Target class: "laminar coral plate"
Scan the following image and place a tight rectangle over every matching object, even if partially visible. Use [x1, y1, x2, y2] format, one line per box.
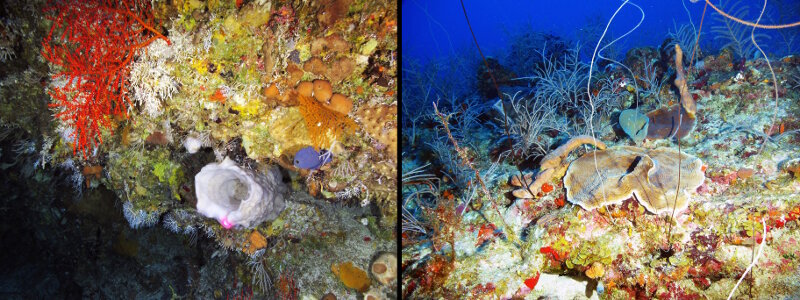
[564, 146, 705, 214]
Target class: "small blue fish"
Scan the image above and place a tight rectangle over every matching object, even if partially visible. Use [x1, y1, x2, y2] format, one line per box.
[293, 146, 331, 170]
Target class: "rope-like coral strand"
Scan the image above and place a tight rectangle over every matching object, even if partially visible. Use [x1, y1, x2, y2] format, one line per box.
[689, 2, 708, 69]
[667, 44, 689, 251]
[729, 2, 773, 297]
[748, 0, 781, 152]
[432, 102, 490, 198]
[727, 216, 766, 299]
[596, 1, 645, 108]
[587, 0, 632, 206]
[704, 0, 800, 29]
[444, 2, 529, 249]
[432, 101, 519, 247]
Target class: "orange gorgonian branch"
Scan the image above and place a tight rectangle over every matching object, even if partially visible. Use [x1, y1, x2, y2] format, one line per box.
[41, 0, 170, 156]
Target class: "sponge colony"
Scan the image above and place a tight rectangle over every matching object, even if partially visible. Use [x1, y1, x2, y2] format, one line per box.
[296, 80, 353, 115]
[312, 79, 333, 102]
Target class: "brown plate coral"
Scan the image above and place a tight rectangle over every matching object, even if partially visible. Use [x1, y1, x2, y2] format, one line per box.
[564, 146, 705, 214]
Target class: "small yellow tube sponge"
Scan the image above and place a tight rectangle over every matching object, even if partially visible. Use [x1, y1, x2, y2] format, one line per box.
[563, 146, 704, 214]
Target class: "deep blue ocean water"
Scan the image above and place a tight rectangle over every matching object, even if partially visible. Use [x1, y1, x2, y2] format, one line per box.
[403, 0, 799, 65]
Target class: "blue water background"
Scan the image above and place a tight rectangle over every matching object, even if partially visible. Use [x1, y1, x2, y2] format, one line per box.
[403, 0, 798, 64]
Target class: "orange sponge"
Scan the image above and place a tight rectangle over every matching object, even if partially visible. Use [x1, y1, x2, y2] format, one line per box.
[331, 261, 371, 292]
[296, 81, 313, 97]
[243, 231, 267, 255]
[297, 94, 357, 149]
[264, 83, 280, 100]
[327, 93, 353, 115]
[312, 79, 333, 102]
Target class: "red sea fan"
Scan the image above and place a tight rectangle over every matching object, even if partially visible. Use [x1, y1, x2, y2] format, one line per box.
[41, 0, 169, 156]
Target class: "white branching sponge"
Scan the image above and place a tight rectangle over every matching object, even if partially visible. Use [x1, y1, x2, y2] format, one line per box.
[128, 26, 194, 118]
[130, 59, 178, 118]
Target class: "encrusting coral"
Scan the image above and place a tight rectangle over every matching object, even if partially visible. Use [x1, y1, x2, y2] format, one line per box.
[355, 104, 398, 158]
[564, 146, 705, 213]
